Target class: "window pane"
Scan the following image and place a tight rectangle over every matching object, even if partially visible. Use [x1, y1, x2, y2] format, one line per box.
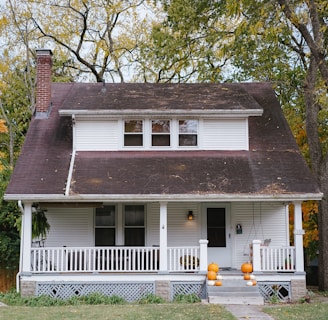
[125, 205, 144, 226]
[179, 134, 197, 146]
[152, 135, 170, 146]
[125, 120, 143, 133]
[124, 134, 143, 146]
[95, 228, 115, 246]
[207, 208, 226, 247]
[124, 228, 145, 246]
[96, 206, 115, 226]
[152, 120, 170, 133]
[179, 120, 198, 133]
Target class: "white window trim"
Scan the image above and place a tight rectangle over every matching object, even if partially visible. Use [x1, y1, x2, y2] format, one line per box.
[121, 118, 200, 151]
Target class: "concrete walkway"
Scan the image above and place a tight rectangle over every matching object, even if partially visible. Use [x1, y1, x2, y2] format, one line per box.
[224, 304, 274, 320]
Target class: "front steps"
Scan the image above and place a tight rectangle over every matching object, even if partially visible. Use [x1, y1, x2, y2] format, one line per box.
[207, 274, 264, 305]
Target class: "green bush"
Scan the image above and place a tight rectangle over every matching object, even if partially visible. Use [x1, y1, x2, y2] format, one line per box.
[137, 293, 166, 304]
[173, 293, 201, 303]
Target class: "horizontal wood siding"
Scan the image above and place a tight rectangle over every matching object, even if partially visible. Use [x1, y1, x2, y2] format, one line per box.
[146, 203, 160, 246]
[75, 120, 118, 151]
[44, 208, 93, 247]
[231, 202, 288, 269]
[202, 119, 248, 150]
[146, 203, 201, 247]
[167, 203, 200, 247]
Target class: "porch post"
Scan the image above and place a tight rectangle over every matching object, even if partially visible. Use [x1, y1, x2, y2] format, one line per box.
[252, 240, 262, 272]
[21, 202, 33, 273]
[199, 239, 208, 272]
[159, 202, 168, 272]
[294, 201, 305, 273]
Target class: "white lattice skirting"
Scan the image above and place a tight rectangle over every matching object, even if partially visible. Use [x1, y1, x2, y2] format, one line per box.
[258, 282, 291, 302]
[36, 281, 206, 302]
[37, 282, 155, 301]
[171, 282, 207, 300]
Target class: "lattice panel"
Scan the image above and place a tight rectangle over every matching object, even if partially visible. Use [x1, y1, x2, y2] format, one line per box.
[36, 282, 155, 302]
[171, 281, 207, 300]
[258, 282, 290, 302]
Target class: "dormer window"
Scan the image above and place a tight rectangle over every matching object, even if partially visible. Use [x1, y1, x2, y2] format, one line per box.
[179, 120, 198, 146]
[124, 120, 143, 146]
[152, 120, 170, 146]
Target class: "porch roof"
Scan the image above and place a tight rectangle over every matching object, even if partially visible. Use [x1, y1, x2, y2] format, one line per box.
[4, 82, 322, 202]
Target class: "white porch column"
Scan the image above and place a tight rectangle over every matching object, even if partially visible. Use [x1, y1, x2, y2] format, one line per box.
[21, 202, 33, 273]
[159, 202, 168, 272]
[294, 201, 305, 273]
[252, 240, 262, 272]
[199, 239, 208, 272]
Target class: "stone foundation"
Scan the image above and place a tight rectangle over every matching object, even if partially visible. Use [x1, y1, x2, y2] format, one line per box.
[155, 280, 170, 301]
[20, 280, 36, 297]
[291, 279, 307, 301]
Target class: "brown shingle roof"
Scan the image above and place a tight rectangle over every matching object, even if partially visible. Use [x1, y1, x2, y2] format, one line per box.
[5, 82, 321, 201]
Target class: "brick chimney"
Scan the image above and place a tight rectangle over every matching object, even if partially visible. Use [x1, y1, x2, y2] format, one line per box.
[35, 49, 53, 118]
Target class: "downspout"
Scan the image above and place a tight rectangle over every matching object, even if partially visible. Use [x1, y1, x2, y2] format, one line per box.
[17, 200, 24, 293]
[65, 114, 76, 196]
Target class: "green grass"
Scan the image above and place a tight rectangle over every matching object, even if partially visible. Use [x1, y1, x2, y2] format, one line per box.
[0, 304, 236, 320]
[264, 302, 328, 320]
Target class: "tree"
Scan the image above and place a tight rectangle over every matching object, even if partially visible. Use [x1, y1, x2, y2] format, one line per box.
[5, 0, 156, 83]
[145, 0, 328, 289]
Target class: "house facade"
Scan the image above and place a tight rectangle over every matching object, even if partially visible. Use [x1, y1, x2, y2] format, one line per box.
[5, 49, 322, 303]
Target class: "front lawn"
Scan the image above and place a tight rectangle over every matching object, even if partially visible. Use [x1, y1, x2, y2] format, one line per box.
[0, 304, 236, 320]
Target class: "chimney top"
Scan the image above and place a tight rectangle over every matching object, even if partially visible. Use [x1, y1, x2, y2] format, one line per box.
[35, 49, 53, 118]
[36, 49, 53, 56]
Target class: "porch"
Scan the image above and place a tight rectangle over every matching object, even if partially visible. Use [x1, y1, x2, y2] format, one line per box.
[28, 242, 298, 274]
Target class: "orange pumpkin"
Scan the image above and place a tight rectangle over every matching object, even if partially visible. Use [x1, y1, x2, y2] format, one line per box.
[244, 273, 251, 280]
[208, 262, 219, 273]
[252, 280, 257, 286]
[241, 262, 253, 274]
[207, 271, 217, 280]
[215, 280, 222, 286]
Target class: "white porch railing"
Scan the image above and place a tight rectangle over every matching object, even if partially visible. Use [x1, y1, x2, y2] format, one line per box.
[252, 240, 296, 272]
[168, 247, 200, 272]
[31, 247, 160, 273]
[30, 246, 201, 273]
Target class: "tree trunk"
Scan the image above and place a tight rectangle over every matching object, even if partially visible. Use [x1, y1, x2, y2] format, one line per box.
[304, 57, 328, 290]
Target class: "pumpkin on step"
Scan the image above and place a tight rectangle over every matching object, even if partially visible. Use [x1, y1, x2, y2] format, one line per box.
[215, 280, 222, 286]
[241, 262, 253, 274]
[208, 262, 219, 273]
[207, 271, 217, 280]
[244, 273, 251, 280]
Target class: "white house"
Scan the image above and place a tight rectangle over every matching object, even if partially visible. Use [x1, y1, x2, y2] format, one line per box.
[4, 49, 322, 303]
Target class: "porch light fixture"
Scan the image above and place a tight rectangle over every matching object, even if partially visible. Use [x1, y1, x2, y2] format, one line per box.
[188, 211, 194, 220]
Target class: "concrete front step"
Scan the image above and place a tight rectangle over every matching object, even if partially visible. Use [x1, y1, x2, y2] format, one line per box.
[208, 295, 264, 305]
[207, 276, 264, 305]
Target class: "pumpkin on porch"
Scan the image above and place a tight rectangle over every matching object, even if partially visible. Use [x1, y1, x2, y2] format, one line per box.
[241, 262, 253, 274]
[215, 280, 222, 286]
[207, 262, 219, 273]
[207, 271, 217, 280]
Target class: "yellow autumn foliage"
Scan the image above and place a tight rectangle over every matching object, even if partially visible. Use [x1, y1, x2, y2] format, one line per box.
[0, 119, 8, 133]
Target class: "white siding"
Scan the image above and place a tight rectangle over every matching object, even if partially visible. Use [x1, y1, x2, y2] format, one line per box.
[202, 118, 248, 150]
[167, 203, 201, 246]
[44, 208, 93, 247]
[75, 120, 119, 151]
[146, 203, 201, 247]
[231, 202, 288, 268]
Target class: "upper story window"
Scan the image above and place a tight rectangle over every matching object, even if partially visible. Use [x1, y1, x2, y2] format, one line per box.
[179, 120, 198, 146]
[124, 120, 143, 146]
[123, 119, 198, 148]
[152, 120, 170, 146]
